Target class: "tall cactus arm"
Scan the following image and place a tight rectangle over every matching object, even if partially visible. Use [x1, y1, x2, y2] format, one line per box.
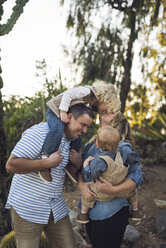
[0, 0, 7, 8]
[0, 0, 29, 36]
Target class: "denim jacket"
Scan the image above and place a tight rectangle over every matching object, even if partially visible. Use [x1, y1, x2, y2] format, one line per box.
[81, 141, 143, 220]
[83, 150, 116, 181]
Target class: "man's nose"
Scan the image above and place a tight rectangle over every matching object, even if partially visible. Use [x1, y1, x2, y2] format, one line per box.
[82, 126, 87, 134]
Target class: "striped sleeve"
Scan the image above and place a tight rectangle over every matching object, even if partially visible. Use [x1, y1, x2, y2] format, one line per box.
[12, 124, 46, 159]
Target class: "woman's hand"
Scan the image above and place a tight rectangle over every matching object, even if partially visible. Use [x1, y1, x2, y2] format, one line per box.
[95, 176, 116, 194]
[83, 156, 94, 168]
[79, 181, 96, 201]
[69, 149, 82, 170]
[95, 177, 136, 194]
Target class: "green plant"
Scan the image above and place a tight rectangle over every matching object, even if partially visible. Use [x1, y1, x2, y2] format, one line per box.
[0, 231, 16, 248]
[143, 113, 166, 141]
[0, 231, 50, 248]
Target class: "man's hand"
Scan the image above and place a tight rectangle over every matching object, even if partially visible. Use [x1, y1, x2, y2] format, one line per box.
[60, 110, 69, 123]
[6, 150, 63, 174]
[47, 149, 64, 168]
[69, 149, 82, 170]
[83, 156, 94, 168]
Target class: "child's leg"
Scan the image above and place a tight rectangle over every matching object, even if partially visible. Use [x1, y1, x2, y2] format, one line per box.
[39, 109, 64, 183]
[76, 196, 95, 224]
[64, 163, 79, 184]
[41, 108, 65, 155]
[65, 136, 82, 184]
[128, 190, 141, 221]
[128, 189, 137, 210]
[81, 205, 89, 214]
[70, 136, 82, 153]
[77, 204, 90, 224]
[131, 200, 138, 211]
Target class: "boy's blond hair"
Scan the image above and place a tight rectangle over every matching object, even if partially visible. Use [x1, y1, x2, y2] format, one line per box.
[93, 80, 121, 113]
[96, 126, 120, 153]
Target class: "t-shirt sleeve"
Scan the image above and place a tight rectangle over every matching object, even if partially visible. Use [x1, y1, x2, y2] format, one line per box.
[12, 126, 44, 159]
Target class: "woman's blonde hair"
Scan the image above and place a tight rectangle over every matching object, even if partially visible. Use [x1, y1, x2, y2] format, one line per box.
[93, 80, 121, 113]
[111, 112, 135, 148]
[96, 126, 120, 152]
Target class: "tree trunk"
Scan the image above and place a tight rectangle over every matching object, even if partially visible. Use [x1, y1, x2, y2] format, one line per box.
[120, 9, 137, 113]
[0, 72, 11, 238]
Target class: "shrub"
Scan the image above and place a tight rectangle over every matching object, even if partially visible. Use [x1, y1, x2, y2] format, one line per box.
[134, 136, 166, 166]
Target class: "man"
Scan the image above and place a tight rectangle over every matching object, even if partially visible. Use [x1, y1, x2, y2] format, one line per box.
[5, 103, 94, 248]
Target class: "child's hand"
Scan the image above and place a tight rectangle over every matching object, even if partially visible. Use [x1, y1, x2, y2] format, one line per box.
[60, 110, 69, 123]
[83, 156, 94, 168]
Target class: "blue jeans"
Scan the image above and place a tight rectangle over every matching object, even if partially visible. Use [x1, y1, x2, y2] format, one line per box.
[41, 108, 81, 155]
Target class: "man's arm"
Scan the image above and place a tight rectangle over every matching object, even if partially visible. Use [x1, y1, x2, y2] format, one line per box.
[6, 150, 63, 174]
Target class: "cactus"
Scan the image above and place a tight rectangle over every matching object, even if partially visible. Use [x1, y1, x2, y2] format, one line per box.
[0, 0, 29, 238]
[40, 232, 50, 248]
[0, 0, 29, 36]
[0, 231, 16, 248]
[0, 231, 50, 248]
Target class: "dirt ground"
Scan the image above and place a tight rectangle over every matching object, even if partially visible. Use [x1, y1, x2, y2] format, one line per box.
[63, 165, 166, 248]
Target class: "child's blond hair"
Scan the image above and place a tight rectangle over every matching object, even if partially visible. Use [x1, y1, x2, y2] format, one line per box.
[93, 80, 121, 113]
[96, 126, 120, 153]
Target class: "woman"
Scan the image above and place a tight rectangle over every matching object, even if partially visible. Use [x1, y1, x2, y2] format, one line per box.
[77, 111, 143, 248]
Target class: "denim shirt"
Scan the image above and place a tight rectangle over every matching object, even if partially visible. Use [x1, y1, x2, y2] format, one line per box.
[81, 141, 143, 220]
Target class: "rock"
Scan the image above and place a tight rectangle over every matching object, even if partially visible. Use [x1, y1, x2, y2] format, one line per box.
[68, 209, 88, 247]
[156, 209, 166, 240]
[73, 227, 87, 248]
[161, 141, 166, 148]
[154, 199, 166, 208]
[160, 244, 166, 248]
[69, 209, 78, 227]
[123, 225, 141, 243]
